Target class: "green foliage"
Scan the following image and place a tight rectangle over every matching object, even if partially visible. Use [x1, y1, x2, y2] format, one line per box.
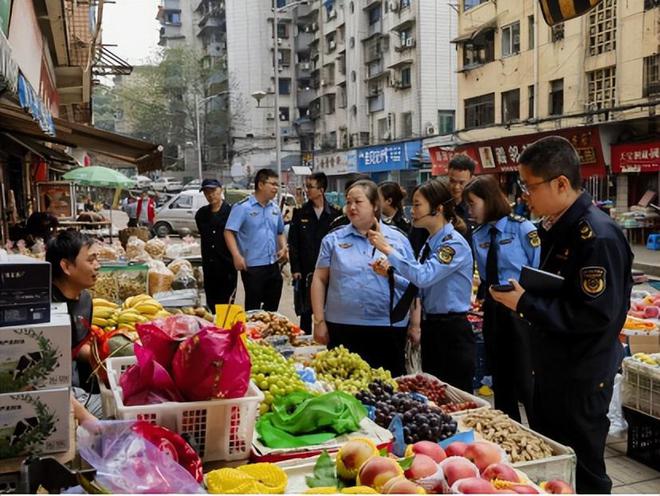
[305, 450, 345, 489]
[0, 329, 61, 393]
[0, 394, 56, 459]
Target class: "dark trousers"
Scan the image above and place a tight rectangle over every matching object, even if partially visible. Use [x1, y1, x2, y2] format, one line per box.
[421, 314, 475, 392]
[241, 264, 283, 311]
[202, 262, 238, 311]
[531, 377, 614, 494]
[482, 299, 534, 422]
[293, 274, 312, 333]
[327, 322, 407, 378]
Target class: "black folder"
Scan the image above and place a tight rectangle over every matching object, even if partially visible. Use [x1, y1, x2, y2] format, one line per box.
[519, 265, 565, 294]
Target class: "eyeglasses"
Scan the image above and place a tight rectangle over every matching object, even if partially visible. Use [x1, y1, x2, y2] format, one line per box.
[304, 184, 319, 190]
[263, 181, 279, 187]
[517, 177, 558, 195]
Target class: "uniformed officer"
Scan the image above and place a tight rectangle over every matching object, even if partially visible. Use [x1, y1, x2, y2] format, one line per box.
[195, 179, 237, 311]
[368, 179, 475, 392]
[491, 136, 633, 494]
[464, 175, 540, 422]
[224, 168, 288, 311]
[378, 181, 412, 233]
[288, 172, 341, 332]
[311, 180, 414, 377]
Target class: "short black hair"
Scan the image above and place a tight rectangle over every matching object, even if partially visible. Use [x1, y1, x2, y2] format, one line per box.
[344, 173, 370, 192]
[448, 154, 476, 175]
[46, 230, 95, 280]
[254, 168, 278, 190]
[518, 136, 581, 190]
[308, 172, 328, 191]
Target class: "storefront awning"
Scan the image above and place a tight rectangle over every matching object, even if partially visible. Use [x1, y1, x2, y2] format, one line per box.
[451, 19, 497, 43]
[0, 102, 163, 173]
[2, 132, 77, 165]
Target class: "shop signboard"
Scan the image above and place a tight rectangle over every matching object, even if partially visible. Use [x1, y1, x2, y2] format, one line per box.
[357, 140, 422, 173]
[611, 142, 660, 173]
[313, 149, 358, 176]
[17, 73, 55, 136]
[36, 181, 75, 219]
[430, 126, 605, 177]
[0, 30, 17, 94]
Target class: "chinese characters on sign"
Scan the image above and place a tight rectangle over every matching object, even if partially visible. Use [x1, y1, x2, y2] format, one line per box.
[356, 141, 422, 173]
[611, 142, 660, 173]
[313, 150, 358, 176]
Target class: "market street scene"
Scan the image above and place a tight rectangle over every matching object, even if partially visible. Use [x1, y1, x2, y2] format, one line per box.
[0, 0, 659, 494]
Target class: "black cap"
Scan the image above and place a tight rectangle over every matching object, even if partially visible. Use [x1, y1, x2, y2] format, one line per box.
[200, 179, 222, 191]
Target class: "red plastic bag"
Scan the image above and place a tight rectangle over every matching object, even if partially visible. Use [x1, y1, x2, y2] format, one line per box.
[120, 344, 184, 406]
[172, 321, 251, 401]
[136, 315, 207, 369]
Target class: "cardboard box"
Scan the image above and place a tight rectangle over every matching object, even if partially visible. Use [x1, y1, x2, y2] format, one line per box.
[0, 387, 70, 460]
[0, 255, 51, 327]
[627, 333, 660, 354]
[0, 314, 71, 394]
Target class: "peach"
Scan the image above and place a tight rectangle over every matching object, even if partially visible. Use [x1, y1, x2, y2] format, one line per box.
[439, 457, 480, 486]
[509, 484, 540, 494]
[540, 480, 574, 494]
[453, 477, 498, 494]
[464, 442, 504, 472]
[382, 476, 426, 494]
[481, 463, 521, 483]
[405, 441, 447, 463]
[356, 456, 404, 492]
[444, 441, 468, 457]
[404, 454, 439, 481]
[336, 438, 379, 480]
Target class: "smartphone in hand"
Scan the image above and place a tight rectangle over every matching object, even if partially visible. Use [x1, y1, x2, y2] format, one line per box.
[491, 283, 515, 292]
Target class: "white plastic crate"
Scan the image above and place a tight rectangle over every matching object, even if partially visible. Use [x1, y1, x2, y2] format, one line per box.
[622, 357, 660, 418]
[106, 356, 264, 462]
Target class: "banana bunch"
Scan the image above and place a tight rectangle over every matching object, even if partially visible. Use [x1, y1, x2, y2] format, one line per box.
[633, 352, 659, 367]
[92, 298, 119, 328]
[92, 294, 172, 332]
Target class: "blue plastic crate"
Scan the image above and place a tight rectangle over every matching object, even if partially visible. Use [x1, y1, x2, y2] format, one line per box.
[646, 233, 660, 251]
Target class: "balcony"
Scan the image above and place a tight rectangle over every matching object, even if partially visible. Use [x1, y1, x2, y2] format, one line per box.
[163, 0, 181, 10]
[310, 99, 322, 119]
[362, 21, 383, 41]
[207, 69, 228, 92]
[296, 32, 314, 52]
[198, 12, 224, 29]
[366, 59, 386, 79]
[363, 0, 382, 10]
[297, 88, 316, 107]
[204, 41, 226, 57]
[297, 61, 312, 78]
[368, 92, 385, 112]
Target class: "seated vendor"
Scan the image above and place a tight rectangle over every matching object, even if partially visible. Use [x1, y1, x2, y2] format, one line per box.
[46, 230, 101, 424]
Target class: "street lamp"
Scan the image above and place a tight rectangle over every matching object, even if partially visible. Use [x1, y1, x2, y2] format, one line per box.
[195, 91, 229, 181]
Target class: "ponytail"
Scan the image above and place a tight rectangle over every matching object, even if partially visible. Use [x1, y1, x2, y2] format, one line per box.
[415, 179, 467, 234]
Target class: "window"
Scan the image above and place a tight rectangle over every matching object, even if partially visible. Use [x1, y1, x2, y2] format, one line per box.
[326, 33, 336, 53]
[350, 1, 354, 13]
[438, 110, 455, 134]
[277, 23, 288, 39]
[378, 118, 389, 141]
[401, 0, 412, 8]
[549, 79, 563, 115]
[276, 0, 285, 7]
[278, 49, 291, 67]
[325, 94, 336, 114]
[462, 30, 495, 68]
[464, 93, 495, 128]
[501, 22, 520, 57]
[401, 112, 413, 138]
[166, 11, 181, 24]
[171, 195, 192, 209]
[368, 6, 381, 25]
[501, 89, 520, 122]
[278, 78, 291, 95]
[588, 66, 616, 111]
[463, 0, 488, 12]
[400, 29, 413, 46]
[551, 23, 564, 42]
[401, 67, 412, 88]
[588, 0, 616, 56]
[279, 107, 290, 121]
[528, 84, 535, 119]
[351, 70, 356, 82]
[645, 0, 659, 9]
[643, 54, 660, 97]
[528, 16, 535, 49]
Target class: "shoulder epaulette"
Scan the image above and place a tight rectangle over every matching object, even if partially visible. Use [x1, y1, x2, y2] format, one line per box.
[237, 196, 250, 205]
[509, 214, 525, 222]
[385, 224, 409, 238]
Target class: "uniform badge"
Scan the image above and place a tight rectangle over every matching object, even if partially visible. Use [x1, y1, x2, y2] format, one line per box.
[338, 242, 353, 249]
[272, 210, 279, 215]
[580, 266, 606, 298]
[579, 220, 594, 240]
[249, 211, 259, 217]
[437, 245, 455, 264]
[442, 234, 453, 242]
[499, 238, 513, 245]
[527, 230, 540, 248]
[301, 218, 310, 223]
[479, 242, 490, 249]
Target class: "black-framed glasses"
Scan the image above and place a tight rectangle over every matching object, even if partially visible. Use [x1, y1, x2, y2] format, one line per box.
[304, 184, 319, 190]
[263, 180, 279, 187]
[517, 176, 558, 195]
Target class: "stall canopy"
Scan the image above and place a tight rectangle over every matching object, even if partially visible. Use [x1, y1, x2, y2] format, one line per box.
[2, 132, 76, 165]
[0, 102, 163, 172]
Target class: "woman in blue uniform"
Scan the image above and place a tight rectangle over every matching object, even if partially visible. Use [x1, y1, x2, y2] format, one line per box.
[311, 180, 414, 377]
[368, 179, 475, 392]
[463, 175, 540, 421]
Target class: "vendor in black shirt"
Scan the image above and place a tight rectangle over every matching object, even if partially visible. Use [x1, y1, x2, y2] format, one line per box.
[46, 230, 100, 424]
[195, 179, 238, 310]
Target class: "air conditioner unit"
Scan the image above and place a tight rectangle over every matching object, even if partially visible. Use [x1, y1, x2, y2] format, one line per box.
[328, 9, 337, 19]
[302, 62, 311, 70]
[278, 38, 283, 45]
[389, 0, 399, 12]
[266, 112, 275, 119]
[370, 87, 379, 95]
[381, 131, 391, 140]
[280, 114, 288, 121]
[311, 22, 318, 31]
[329, 40, 336, 49]
[405, 37, 415, 47]
[321, 79, 327, 86]
[425, 125, 436, 135]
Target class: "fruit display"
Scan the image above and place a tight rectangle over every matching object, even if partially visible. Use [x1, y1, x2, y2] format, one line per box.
[461, 410, 554, 463]
[171, 306, 214, 322]
[90, 264, 149, 303]
[205, 463, 288, 494]
[355, 381, 458, 444]
[247, 340, 308, 414]
[396, 374, 480, 414]
[92, 295, 171, 334]
[631, 352, 660, 366]
[247, 311, 303, 343]
[311, 346, 397, 394]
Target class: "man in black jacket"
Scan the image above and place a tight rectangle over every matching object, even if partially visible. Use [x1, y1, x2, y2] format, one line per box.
[195, 179, 237, 310]
[288, 172, 341, 332]
[491, 137, 633, 494]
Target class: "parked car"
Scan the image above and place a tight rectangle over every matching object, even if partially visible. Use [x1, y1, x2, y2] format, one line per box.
[132, 175, 153, 189]
[152, 177, 183, 192]
[182, 179, 201, 191]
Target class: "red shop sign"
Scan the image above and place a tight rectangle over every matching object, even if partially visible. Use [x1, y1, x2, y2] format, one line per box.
[430, 126, 606, 177]
[611, 142, 660, 173]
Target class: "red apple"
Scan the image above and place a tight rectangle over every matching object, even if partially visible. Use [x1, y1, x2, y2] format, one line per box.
[444, 441, 468, 457]
[405, 441, 447, 463]
[540, 480, 574, 494]
[382, 476, 426, 494]
[404, 454, 439, 481]
[464, 442, 504, 472]
[481, 463, 521, 483]
[439, 457, 480, 486]
[453, 477, 498, 494]
[356, 456, 404, 491]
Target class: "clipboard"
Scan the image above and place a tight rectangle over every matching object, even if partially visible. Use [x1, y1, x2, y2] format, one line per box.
[519, 265, 565, 294]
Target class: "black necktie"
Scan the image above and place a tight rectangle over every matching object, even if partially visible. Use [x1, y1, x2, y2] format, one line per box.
[486, 226, 499, 287]
[389, 243, 431, 324]
[419, 243, 431, 263]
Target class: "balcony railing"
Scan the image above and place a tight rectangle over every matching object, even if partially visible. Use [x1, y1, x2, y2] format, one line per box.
[368, 92, 384, 112]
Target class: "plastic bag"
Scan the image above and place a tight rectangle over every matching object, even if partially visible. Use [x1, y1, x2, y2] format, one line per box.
[148, 260, 175, 294]
[168, 258, 193, 276]
[77, 420, 204, 493]
[171, 265, 197, 290]
[608, 373, 628, 436]
[126, 236, 151, 262]
[405, 340, 422, 375]
[172, 321, 251, 401]
[145, 237, 167, 260]
[136, 315, 207, 368]
[120, 345, 183, 406]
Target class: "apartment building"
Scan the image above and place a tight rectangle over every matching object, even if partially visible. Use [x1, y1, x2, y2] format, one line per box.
[427, 0, 659, 207]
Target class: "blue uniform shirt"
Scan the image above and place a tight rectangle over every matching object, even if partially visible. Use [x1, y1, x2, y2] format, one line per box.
[472, 214, 541, 285]
[225, 194, 284, 267]
[316, 223, 414, 327]
[388, 223, 473, 315]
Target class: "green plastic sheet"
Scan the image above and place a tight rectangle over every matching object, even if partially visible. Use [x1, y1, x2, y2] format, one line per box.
[256, 391, 367, 448]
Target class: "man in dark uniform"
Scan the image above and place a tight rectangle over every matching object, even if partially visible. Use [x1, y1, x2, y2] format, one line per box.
[195, 179, 237, 310]
[491, 136, 633, 494]
[288, 172, 341, 333]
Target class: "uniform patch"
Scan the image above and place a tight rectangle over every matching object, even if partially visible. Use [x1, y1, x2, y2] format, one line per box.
[499, 238, 513, 245]
[527, 230, 540, 248]
[580, 266, 606, 297]
[479, 242, 490, 249]
[338, 242, 353, 249]
[437, 245, 456, 264]
[249, 211, 259, 217]
[442, 234, 454, 242]
[579, 220, 594, 240]
[301, 218, 309, 223]
[272, 210, 279, 215]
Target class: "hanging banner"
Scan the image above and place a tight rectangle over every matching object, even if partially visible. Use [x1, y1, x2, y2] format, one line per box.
[0, 30, 17, 94]
[17, 73, 56, 136]
[314, 150, 358, 176]
[611, 142, 660, 173]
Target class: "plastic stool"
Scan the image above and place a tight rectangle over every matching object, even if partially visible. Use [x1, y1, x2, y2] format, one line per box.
[647, 233, 660, 251]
